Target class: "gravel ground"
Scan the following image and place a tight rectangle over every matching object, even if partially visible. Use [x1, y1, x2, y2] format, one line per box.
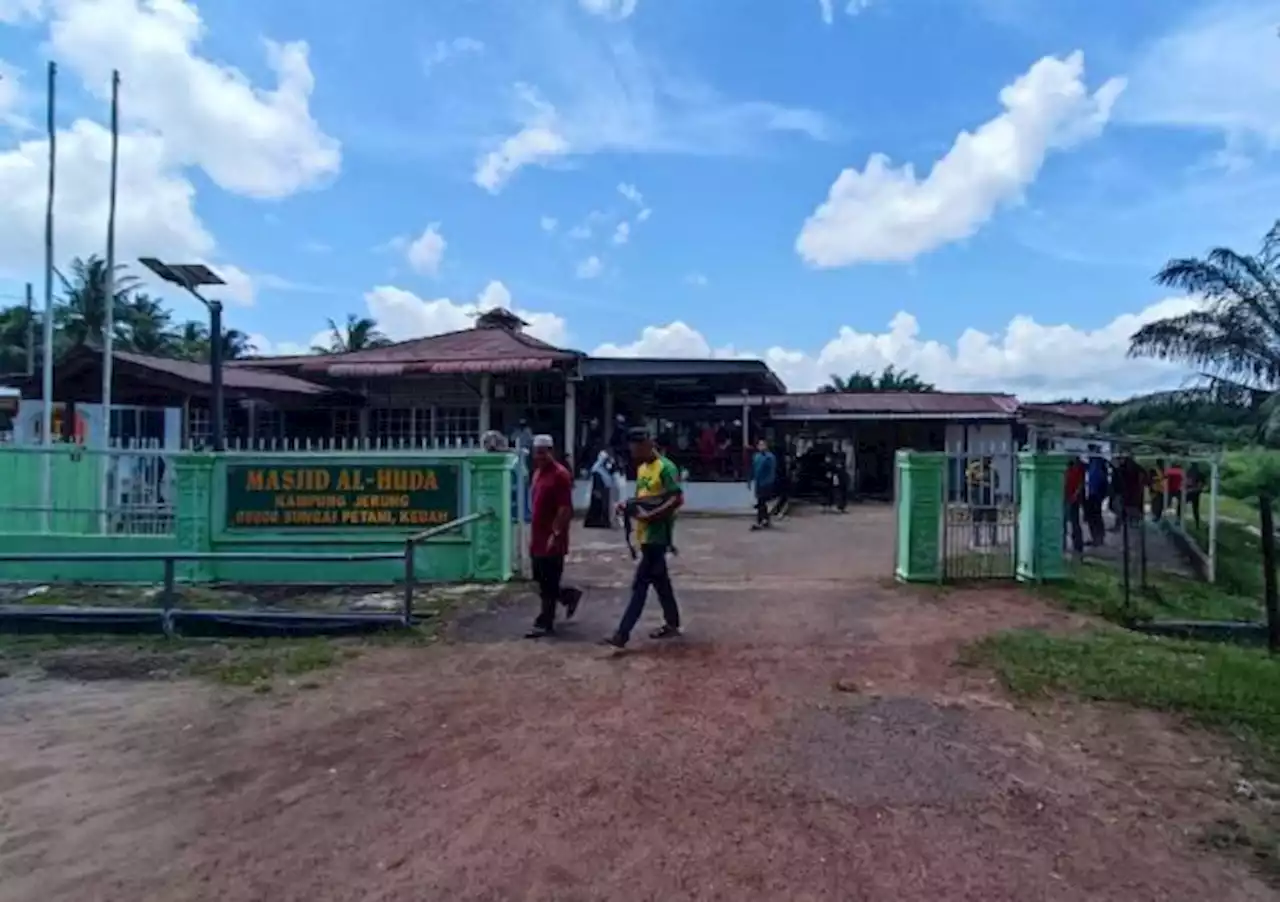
[0, 508, 1271, 901]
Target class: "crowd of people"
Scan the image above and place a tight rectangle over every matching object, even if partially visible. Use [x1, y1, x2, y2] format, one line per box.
[1062, 452, 1205, 556]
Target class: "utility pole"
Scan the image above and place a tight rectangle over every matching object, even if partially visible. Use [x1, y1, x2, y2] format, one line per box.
[40, 61, 57, 532]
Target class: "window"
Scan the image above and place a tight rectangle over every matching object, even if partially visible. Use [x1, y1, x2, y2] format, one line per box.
[110, 407, 166, 447]
[332, 408, 361, 439]
[371, 408, 415, 445]
[435, 406, 479, 444]
[188, 407, 211, 448]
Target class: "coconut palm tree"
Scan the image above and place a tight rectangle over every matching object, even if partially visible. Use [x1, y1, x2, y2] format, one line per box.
[54, 255, 141, 348]
[312, 314, 391, 353]
[116, 293, 176, 355]
[820, 365, 936, 394]
[172, 322, 254, 361]
[0, 303, 35, 376]
[1111, 219, 1280, 650]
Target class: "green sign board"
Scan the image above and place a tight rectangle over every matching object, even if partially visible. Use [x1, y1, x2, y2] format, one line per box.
[224, 463, 461, 530]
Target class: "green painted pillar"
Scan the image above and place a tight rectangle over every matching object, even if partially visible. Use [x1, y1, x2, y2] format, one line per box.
[467, 453, 514, 581]
[894, 450, 944, 583]
[1016, 452, 1070, 582]
[173, 453, 215, 582]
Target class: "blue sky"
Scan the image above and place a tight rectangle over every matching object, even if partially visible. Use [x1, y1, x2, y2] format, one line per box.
[0, 0, 1278, 398]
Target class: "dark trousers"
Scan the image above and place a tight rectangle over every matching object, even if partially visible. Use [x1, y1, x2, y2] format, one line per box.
[531, 554, 565, 630]
[616, 544, 680, 642]
[1187, 491, 1201, 529]
[755, 488, 772, 526]
[1083, 496, 1105, 545]
[1064, 501, 1084, 554]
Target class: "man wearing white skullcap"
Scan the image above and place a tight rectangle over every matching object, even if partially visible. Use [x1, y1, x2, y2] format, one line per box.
[526, 434, 582, 638]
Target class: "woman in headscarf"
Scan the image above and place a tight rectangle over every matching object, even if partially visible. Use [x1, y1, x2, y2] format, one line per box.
[584, 450, 615, 528]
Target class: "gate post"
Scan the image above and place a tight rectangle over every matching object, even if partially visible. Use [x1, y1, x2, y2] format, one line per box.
[894, 450, 944, 583]
[1015, 452, 1070, 583]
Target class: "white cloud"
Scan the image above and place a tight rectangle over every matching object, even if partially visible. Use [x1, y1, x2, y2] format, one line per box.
[0, 0, 341, 305]
[592, 297, 1201, 399]
[578, 0, 638, 19]
[612, 222, 630, 245]
[636, 207, 652, 223]
[474, 123, 569, 193]
[47, 0, 340, 200]
[405, 224, 446, 276]
[0, 119, 216, 277]
[363, 280, 569, 347]
[819, 0, 874, 24]
[796, 51, 1125, 266]
[0, 58, 23, 127]
[1120, 1, 1280, 150]
[471, 28, 830, 191]
[0, 0, 42, 24]
[618, 182, 644, 206]
[540, 215, 558, 232]
[423, 36, 484, 73]
[575, 255, 603, 279]
[685, 272, 708, 287]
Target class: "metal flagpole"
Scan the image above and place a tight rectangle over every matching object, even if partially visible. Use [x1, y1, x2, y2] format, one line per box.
[98, 70, 120, 532]
[101, 70, 119, 443]
[40, 61, 57, 533]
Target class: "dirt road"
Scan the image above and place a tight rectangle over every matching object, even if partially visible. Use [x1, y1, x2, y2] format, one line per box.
[0, 508, 1270, 900]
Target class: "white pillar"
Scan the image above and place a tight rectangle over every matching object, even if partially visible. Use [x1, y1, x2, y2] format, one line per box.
[479, 373, 492, 433]
[564, 378, 577, 473]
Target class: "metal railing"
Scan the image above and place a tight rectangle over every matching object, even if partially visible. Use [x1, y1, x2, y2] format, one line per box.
[0, 442, 176, 536]
[0, 509, 495, 636]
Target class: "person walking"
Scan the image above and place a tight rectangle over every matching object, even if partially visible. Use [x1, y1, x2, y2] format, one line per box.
[750, 438, 776, 530]
[525, 435, 581, 639]
[1084, 453, 1109, 545]
[1064, 456, 1085, 557]
[770, 450, 792, 519]
[603, 427, 683, 650]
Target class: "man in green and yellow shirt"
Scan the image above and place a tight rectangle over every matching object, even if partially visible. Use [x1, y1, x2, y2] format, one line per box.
[603, 427, 683, 649]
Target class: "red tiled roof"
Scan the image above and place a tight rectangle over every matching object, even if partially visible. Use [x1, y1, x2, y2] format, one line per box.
[775, 392, 1020, 417]
[235, 326, 581, 377]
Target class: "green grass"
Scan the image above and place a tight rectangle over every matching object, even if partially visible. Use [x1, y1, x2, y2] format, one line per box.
[1044, 557, 1264, 624]
[1188, 518, 1274, 603]
[0, 632, 384, 688]
[966, 628, 1280, 759]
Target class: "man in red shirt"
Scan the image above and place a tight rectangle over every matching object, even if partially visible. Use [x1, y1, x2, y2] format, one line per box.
[1064, 457, 1085, 555]
[526, 435, 580, 639]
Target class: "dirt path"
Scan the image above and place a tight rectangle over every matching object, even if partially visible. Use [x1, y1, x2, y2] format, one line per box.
[0, 509, 1271, 901]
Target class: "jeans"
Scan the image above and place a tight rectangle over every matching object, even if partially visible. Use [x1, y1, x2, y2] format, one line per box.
[531, 554, 565, 630]
[615, 544, 680, 642]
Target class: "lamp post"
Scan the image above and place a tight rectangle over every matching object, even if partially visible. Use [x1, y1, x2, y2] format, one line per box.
[138, 258, 227, 451]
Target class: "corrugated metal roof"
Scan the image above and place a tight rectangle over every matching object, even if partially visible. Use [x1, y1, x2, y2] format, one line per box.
[775, 392, 1020, 417]
[1020, 402, 1108, 423]
[112, 350, 331, 395]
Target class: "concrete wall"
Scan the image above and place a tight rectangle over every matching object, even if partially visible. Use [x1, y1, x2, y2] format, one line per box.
[0, 448, 516, 585]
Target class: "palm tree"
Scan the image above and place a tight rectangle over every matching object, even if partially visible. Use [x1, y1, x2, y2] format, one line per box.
[820, 365, 936, 394]
[0, 303, 35, 376]
[312, 314, 391, 353]
[116, 293, 176, 355]
[174, 321, 211, 361]
[54, 255, 141, 347]
[173, 320, 255, 361]
[1113, 219, 1280, 650]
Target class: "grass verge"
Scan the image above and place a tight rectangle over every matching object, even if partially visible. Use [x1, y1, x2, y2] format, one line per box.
[966, 627, 1280, 880]
[1044, 556, 1263, 624]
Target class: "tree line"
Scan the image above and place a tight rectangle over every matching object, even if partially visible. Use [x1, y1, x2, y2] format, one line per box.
[0, 255, 394, 378]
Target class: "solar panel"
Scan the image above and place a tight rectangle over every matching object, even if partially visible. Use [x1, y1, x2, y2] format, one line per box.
[137, 258, 224, 288]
